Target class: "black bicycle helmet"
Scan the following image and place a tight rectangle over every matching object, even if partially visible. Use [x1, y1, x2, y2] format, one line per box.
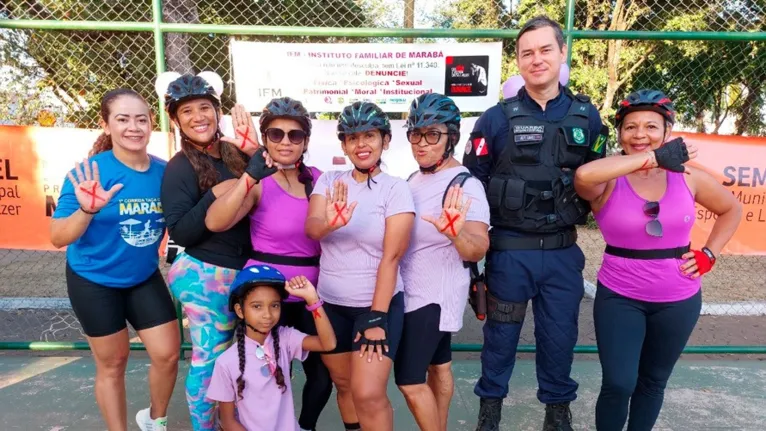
[337, 101, 391, 141]
[164, 74, 221, 118]
[406, 93, 462, 173]
[259, 97, 312, 136]
[228, 264, 288, 313]
[615, 89, 676, 127]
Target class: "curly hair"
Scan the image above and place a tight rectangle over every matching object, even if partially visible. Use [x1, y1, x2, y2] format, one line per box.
[89, 88, 150, 157]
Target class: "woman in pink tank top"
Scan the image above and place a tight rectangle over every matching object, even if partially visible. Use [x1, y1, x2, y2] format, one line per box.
[204, 97, 332, 431]
[574, 90, 741, 431]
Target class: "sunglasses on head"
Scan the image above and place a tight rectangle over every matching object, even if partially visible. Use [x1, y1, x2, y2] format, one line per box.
[264, 128, 307, 145]
[643, 201, 662, 237]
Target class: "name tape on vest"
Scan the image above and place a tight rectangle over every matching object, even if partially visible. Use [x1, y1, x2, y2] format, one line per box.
[515, 133, 543, 143]
[513, 125, 545, 134]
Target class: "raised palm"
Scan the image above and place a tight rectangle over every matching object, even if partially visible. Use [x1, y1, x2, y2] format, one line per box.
[67, 160, 123, 213]
[221, 104, 260, 155]
[422, 185, 472, 240]
[325, 180, 357, 230]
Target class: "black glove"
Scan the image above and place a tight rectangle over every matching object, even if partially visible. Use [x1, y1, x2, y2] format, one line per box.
[355, 310, 388, 351]
[653, 137, 689, 173]
[245, 147, 278, 182]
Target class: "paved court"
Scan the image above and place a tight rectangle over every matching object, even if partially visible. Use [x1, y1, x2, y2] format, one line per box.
[1, 355, 764, 430]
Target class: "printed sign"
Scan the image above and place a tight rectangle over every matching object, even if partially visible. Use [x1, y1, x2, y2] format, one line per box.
[229, 41, 503, 113]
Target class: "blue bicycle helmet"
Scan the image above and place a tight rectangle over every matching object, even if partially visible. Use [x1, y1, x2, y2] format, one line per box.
[259, 97, 312, 136]
[164, 74, 221, 118]
[615, 89, 676, 127]
[406, 93, 462, 173]
[406, 93, 461, 131]
[228, 264, 287, 312]
[337, 101, 391, 141]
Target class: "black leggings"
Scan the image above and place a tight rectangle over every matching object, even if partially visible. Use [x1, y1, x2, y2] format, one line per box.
[594, 282, 701, 431]
[280, 301, 333, 430]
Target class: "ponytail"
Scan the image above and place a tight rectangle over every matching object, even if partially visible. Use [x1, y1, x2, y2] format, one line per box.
[89, 133, 113, 157]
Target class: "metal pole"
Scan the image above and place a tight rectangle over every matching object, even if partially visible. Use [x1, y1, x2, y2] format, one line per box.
[564, 0, 576, 65]
[151, 0, 169, 132]
[2, 20, 766, 41]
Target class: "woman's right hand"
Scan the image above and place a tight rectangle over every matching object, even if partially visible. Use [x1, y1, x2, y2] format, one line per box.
[220, 104, 260, 155]
[67, 159, 123, 213]
[325, 180, 357, 230]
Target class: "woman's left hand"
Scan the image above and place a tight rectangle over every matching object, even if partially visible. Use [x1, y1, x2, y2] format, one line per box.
[221, 104, 260, 156]
[357, 327, 387, 363]
[422, 185, 472, 240]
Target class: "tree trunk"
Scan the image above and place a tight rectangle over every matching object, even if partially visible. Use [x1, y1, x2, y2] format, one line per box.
[162, 0, 198, 75]
[735, 81, 761, 135]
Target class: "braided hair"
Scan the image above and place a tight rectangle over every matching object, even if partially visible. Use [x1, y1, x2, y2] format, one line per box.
[235, 320, 247, 400]
[271, 326, 286, 393]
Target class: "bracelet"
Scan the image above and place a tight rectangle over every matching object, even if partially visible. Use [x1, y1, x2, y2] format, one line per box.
[80, 207, 99, 215]
[305, 299, 324, 312]
[701, 247, 716, 264]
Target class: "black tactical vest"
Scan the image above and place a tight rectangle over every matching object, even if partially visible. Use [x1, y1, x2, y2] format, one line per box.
[486, 91, 593, 233]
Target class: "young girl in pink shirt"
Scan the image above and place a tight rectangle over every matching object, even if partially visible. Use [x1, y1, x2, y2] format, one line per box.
[206, 265, 336, 431]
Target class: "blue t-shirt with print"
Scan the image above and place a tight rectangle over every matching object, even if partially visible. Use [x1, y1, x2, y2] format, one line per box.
[53, 150, 167, 288]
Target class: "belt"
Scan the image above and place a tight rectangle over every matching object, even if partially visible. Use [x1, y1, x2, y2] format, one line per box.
[604, 244, 690, 260]
[490, 229, 577, 251]
[249, 251, 320, 267]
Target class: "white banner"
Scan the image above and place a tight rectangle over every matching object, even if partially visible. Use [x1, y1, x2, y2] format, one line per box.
[206, 116, 480, 179]
[229, 41, 503, 113]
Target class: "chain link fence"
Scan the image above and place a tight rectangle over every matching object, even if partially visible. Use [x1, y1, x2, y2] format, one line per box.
[1, 0, 765, 353]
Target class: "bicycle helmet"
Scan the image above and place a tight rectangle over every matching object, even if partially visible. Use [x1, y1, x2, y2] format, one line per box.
[406, 93, 462, 173]
[164, 74, 221, 118]
[229, 264, 288, 312]
[615, 89, 676, 127]
[337, 101, 391, 141]
[259, 97, 312, 136]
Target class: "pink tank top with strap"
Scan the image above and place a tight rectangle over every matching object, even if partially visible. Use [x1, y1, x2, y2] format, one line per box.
[247, 167, 322, 303]
[593, 171, 700, 302]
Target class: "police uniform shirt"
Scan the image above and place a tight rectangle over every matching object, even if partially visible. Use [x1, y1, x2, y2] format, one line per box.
[463, 85, 607, 235]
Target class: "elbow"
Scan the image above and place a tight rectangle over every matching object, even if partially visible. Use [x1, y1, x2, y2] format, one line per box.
[574, 165, 594, 187]
[304, 219, 324, 241]
[205, 215, 226, 233]
[324, 337, 337, 352]
[50, 236, 67, 249]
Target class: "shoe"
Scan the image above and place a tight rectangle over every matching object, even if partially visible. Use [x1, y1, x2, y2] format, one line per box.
[136, 407, 168, 431]
[476, 397, 502, 431]
[543, 403, 573, 431]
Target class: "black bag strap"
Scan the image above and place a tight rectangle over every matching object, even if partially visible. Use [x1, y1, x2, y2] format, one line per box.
[441, 171, 482, 277]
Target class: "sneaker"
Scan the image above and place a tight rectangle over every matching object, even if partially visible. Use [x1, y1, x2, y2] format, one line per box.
[543, 403, 573, 431]
[476, 397, 502, 431]
[136, 407, 168, 431]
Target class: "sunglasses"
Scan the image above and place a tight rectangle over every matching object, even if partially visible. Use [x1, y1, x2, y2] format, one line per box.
[643, 201, 662, 237]
[253, 344, 277, 377]
[265, 128, 307, 145]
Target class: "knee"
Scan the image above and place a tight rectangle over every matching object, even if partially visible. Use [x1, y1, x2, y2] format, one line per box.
[636, 374, 668, 397]
[398, 383, 428, 402]
[152, 348, 180, 369]
[332, 374, 352, 397]
[353, 384, 388, 413]
[429, 365, 454, 396]
[601, 375, 636, 400]
[96, 351, 129, 378]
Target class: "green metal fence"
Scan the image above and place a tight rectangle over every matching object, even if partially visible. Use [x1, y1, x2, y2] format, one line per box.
[1, 0, 765, 355]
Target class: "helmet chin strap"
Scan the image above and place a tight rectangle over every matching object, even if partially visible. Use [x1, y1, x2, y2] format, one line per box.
[419, 138, 455, 174]
[245, 321, 270, 335]
[353, 159, 382, 189]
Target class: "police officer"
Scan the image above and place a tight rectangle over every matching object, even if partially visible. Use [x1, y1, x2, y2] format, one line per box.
[463, 16, 608, 431]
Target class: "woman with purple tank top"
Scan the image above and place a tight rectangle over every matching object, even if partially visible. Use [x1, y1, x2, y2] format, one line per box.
[574, 90, 741, 431]
[204, 97, 333, 431]
[306, 101, 415, 431]
[395, 93, 490, 431]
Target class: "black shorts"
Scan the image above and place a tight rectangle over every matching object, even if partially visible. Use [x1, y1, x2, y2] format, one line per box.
[323, 292, 404, 360]
[66, 264, 177, 338]
[394, 303, 452, 386]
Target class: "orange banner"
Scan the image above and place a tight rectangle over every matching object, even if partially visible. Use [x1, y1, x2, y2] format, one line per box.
[677, 132, 766, 256]
[1, 126, 764, 255]
[0, 126, 172, 251]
